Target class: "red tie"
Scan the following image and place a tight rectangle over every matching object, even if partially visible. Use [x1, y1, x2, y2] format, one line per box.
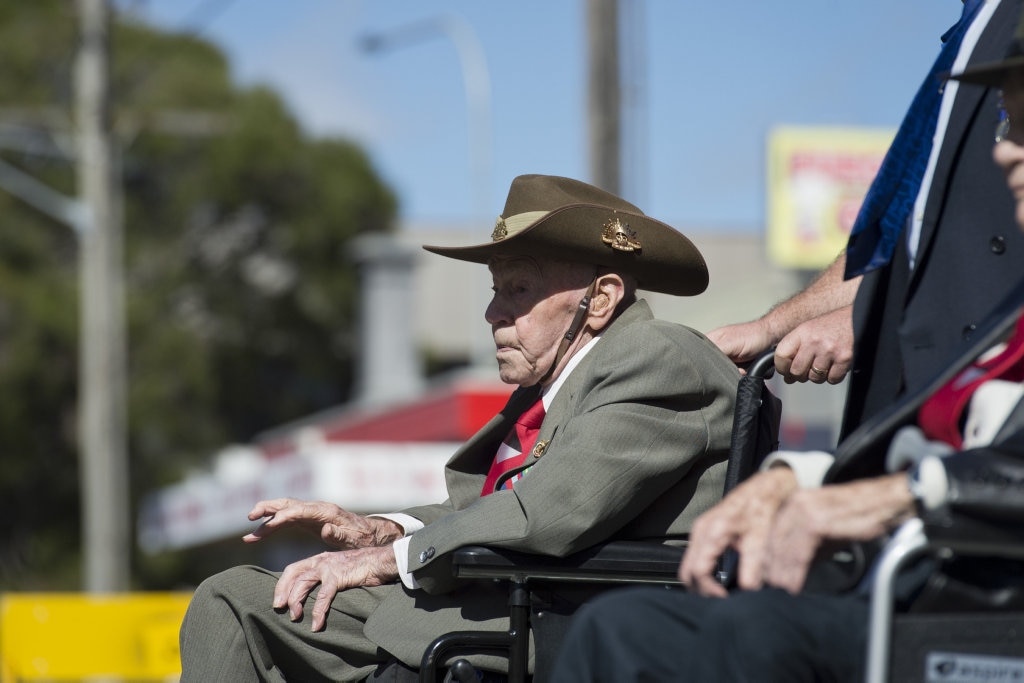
[481, 398, 546, 496]
[918, 314, 1024, 448]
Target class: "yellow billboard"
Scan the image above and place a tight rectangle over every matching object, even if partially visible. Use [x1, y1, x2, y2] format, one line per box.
[1, 592, 191, 681]
[767, 126, 894, 269]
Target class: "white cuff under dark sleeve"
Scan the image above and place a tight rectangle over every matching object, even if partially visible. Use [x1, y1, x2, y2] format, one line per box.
[392, 536, 419, 589]
[906, 455, 949, 512]
[759, 450, 835, 489]
[367, 512, 425, 537]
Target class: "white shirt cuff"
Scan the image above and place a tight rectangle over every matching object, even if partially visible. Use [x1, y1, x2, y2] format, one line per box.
[910, 455, 950, 511]
[759, 450, 835, 489]
[368, 512, 425, 537]
[391, 536, 420, 589]
[367, 513, 425, 589]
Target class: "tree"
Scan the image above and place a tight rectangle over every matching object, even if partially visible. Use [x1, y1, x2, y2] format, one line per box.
[0, 1, 397, 589]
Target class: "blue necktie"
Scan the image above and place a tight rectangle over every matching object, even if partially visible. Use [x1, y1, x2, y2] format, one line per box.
[844, 0, 985, 279]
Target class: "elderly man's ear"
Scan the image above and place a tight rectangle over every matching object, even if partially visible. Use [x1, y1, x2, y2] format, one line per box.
[587, 273, 627, 331]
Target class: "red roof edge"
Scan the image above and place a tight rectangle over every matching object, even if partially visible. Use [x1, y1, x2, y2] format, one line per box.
[257, 379, 513, 458]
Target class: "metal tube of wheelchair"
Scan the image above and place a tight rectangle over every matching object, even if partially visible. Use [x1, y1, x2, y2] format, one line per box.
[864, 519, 928, 683]
[507, 579, 531, 682]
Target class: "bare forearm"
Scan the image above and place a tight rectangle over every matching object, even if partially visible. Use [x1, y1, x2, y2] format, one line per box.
[762, 253, 861, 343]
[708, 253, 860, 367]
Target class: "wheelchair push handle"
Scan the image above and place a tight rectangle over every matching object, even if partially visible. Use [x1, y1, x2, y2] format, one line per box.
[743, 348, 777, 380]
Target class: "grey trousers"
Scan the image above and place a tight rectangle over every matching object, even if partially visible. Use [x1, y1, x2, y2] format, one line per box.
[179, 565, 391, 682]
[179, 564, 521, 681]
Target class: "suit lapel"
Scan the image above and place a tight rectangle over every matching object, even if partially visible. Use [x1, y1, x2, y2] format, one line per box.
[914, 0, 1018, 282]
[443, 384, 541, 505]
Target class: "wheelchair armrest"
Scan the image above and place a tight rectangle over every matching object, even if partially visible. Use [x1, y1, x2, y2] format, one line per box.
[421, 542, 683, 682]
[924, 513, 1024, 560]
[451, 540, 685, 585]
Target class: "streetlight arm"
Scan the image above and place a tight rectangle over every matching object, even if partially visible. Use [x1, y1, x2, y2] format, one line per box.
[0, 156, 90, 232]
[359, 13, 492, 219]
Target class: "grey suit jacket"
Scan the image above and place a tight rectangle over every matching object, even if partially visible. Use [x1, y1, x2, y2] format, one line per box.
[362, 298, 738, 667]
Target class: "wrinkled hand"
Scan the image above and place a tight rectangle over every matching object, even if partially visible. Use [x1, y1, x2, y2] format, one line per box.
[758, 488, 828, 593]
[763, 475, 915, 593]
[678, 468, 799, 597]
[274, 546, 398, 632]
[243, 498, 400, 550]
[774, 306, 853, 385]
[706, 319, 776, 368]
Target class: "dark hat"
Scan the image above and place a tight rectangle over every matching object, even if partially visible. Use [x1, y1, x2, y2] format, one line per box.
[423, 174, 708, 296]
[949, 6, 1024, 86]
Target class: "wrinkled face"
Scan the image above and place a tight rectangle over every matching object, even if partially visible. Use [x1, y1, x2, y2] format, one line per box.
[993, 69, 1024, 232]
[484, 256, 593, 387]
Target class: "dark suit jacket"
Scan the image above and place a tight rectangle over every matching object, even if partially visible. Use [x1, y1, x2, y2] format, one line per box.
[829, 278, 1024, 484]
[807, 281, 1024, 596]
[842, 0, 1024, 437]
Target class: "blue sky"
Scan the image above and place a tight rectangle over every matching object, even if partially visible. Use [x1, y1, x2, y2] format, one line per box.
[122, 1, 957, 233]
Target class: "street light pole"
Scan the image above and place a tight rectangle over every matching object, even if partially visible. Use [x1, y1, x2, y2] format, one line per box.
[76, 0, 129, 592]
[0, 3, 129, 594]
[587, 0, 621, 195]
[361, 14, 493, 221]
[361, 14, 495, 369]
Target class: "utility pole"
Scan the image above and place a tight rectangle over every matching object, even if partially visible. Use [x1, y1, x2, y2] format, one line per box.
[76, 0, 129, 592]
[587, 0, 621, 195]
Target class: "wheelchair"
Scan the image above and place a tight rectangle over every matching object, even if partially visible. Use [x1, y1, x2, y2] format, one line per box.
[866, 514, 1024, 683]
[415, 351, 781, 682]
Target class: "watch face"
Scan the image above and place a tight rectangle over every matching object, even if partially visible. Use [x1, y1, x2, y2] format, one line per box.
[906, 456, 949, 513]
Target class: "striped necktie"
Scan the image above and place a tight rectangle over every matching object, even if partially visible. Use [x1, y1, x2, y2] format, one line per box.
[480, 397, 546, 496]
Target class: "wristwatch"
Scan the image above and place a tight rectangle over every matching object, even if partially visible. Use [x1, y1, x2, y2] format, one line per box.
[905, 455, 949, 513]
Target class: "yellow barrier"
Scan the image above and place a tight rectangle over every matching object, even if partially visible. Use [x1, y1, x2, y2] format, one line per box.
[0, 592, 192, 682]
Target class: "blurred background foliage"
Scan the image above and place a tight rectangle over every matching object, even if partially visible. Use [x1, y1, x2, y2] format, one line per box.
[0, 0, 397, 589]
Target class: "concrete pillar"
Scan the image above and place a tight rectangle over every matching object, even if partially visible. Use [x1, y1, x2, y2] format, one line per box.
[351, 234, 424, 406]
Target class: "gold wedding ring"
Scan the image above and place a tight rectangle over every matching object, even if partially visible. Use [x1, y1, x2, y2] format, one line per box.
[810, 366, 827, 377]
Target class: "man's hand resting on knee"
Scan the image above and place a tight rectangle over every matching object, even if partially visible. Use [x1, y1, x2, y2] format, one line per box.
[274, 546, 400, 631]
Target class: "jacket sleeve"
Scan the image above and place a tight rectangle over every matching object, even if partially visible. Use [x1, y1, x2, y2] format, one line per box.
[406, 321, 738, 593]
[927, 393, 1024, 523]
[398, 500, 455, 526]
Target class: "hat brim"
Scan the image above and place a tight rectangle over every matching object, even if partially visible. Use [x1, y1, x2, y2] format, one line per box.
[424, 204, 709, 296]
[949, 55, 1024, 87]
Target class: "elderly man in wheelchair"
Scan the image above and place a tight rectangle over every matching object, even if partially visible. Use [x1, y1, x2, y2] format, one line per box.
[552, 13, 1024, 683]
[178, 174, 742, 682]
